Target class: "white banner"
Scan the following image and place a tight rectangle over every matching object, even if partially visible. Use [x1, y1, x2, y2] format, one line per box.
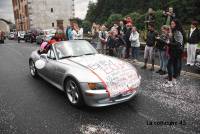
[71, 54, 140, 97]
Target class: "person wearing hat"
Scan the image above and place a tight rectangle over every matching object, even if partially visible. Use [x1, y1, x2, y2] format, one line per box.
[186, 20, 200, 66]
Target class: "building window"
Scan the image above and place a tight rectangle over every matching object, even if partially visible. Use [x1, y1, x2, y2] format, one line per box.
[25, 5, 28, 17]
[51, 8, 53, 13]
[52, 23, 54, 27]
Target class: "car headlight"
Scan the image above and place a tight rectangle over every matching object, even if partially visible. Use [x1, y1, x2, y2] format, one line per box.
[88, 83, 105, 90]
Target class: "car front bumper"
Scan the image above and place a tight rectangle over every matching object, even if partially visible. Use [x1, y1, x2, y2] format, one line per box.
[80, 83, 139, 107]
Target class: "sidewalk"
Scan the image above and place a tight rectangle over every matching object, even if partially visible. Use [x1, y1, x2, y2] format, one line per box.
[132, 50, 200, 74]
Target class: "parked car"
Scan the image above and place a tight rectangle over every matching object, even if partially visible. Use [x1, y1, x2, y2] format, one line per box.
[0, 31, 5, 43]
[24, 31, 37, 43]
[195, 54, 200, 70]
[29, 40, 141, 107]
[17, 31, 26, 42]
[36, 29, 56, 44]
[8, 32, 15, 40]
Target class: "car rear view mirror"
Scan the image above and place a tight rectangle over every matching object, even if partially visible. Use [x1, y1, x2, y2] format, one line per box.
[40, 54, 48, 60]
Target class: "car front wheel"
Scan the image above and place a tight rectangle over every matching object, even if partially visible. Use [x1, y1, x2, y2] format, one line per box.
[29, 59, 38, 78]
[65, 78, 84, 107]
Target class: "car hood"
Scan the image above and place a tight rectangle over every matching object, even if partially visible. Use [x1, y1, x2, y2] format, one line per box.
[69, 54, 141, 97]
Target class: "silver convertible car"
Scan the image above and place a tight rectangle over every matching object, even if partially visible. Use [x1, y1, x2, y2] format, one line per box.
[29, 40, 141, 107]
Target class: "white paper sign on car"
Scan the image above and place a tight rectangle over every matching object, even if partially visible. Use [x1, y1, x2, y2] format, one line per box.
[71, 54, 140, 97]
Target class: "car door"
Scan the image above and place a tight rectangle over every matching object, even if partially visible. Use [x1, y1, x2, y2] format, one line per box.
[39, 46, 57, 82]
[51, 46, 67, 86]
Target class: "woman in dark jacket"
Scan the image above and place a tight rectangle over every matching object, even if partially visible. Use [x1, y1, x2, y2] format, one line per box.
[163, 19, 183, 87]
[107, 31, 118, 56]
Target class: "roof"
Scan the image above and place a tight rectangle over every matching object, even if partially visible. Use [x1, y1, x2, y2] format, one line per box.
[0, 18, 13, 25]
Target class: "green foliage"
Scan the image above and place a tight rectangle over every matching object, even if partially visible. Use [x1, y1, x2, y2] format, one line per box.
[126, 12, 141, 22]
[85, 1, 97, 23]
[85, 0, 200, 25]
[105, 13, 123, 27]
[126, 12, 145, 31]
[82, 20, 91, 34]
[154, 10, 166, 31]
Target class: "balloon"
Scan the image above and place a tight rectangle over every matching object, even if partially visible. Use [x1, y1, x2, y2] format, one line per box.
[35, 60, 46, 69]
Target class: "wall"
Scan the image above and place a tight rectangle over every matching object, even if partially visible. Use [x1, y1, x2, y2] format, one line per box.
[28, 0, 73, 30]
[12, 0, 29, 31]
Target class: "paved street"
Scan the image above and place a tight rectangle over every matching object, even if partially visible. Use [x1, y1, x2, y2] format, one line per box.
[0, 39, 199, 134]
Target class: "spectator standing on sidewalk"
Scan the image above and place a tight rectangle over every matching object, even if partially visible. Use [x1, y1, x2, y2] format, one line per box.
[129, 26, 140, 62]
[107, 31, 118, 56]
[118, 21, 125, 35]
[124, 22, 133, 59]
[90, 23, 100, 49]
[112, 27, 126, 58]
[72, 23, 83, 40]
[97, 25, 108, 54]
[163, 20, 183, 87]
[163, 7, 176, 26]
[141, 24, 157, 71]
[155, 25, 170, 75]
[174, 20, 185, 77]
[66, 21, 73, 40]
[186, 20, 200, 66]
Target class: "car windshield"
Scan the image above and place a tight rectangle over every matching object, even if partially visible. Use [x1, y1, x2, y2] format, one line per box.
[54, 41, 98, 59]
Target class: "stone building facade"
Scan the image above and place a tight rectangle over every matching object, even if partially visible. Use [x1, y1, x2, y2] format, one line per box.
[12, 0, 29, 31]
[12, 0, 74, 31]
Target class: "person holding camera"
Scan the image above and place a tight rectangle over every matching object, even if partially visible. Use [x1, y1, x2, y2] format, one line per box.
[163, 7, 176, 25]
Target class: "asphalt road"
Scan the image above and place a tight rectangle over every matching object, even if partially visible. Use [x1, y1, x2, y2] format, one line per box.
[0, 40, 199, 134]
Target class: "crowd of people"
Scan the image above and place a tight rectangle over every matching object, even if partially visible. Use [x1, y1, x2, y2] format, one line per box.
[88, 7, 200, 87]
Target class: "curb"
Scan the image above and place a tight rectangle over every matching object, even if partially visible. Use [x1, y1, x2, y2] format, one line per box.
[130, 61, 200, 79]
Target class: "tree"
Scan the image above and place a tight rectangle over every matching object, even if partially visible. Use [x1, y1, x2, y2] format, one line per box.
[85, 1, 97, 23]
[85, 0, 200, 25]
[82, 20, 91, 34]
[106, 13, 123, 27]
